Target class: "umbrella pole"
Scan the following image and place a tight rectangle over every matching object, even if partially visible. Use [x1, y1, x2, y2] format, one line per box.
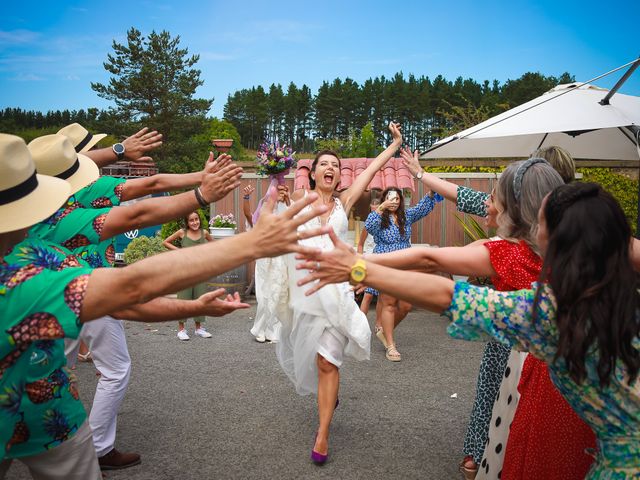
[600, 57, 640, 106]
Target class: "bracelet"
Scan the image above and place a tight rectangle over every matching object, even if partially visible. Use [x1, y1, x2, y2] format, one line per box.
[194, 187, 209, 208]
[243, 195, 251, 200]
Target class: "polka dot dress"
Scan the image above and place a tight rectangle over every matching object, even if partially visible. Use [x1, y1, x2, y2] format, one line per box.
[470, 239, 541, 478]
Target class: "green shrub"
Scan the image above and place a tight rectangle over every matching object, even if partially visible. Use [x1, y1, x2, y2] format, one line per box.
[578, 168, 638, 232]
[123, 235, 166, 264]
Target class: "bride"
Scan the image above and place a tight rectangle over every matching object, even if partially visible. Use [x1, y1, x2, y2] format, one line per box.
[275, 122, 403, 464]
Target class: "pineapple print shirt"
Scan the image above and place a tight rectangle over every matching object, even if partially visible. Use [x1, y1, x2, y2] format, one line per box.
[1, 238, 92, 459]
[28, 197, 115, 268]
[73, 176, 126, 209]
[444, 281, 640, 479]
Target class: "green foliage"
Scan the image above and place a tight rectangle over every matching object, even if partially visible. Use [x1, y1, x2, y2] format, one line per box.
[123, 235, 166, 264]
[91, 27, 213, 172]
[316, 122, 382, 158]
[454, 215, 491, 242]
[423, 165, 503, 173]
[579, 168, 638, 232]
[193, 118, 244, 160]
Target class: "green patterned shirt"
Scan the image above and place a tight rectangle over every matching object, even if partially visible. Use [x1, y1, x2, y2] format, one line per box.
[456, 186, 489, 217]
[0, 238, 92, 459]
[74, 176, 126, 209]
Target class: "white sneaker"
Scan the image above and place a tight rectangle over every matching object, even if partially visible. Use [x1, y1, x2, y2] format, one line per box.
[194, 328, 212, 338]
[255, 334, 266, 343]
[177, 330, 190, 341]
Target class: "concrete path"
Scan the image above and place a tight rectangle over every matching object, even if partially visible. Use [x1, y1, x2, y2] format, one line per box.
[7, 302, 485, 480]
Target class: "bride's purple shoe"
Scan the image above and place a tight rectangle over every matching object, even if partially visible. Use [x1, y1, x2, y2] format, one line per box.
[311, 449, 328, 465]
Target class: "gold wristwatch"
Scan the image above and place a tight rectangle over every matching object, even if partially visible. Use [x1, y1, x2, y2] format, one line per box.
[349, 258, 367, 286]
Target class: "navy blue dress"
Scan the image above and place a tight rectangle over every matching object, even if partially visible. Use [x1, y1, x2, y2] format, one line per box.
[364, 193, 443, 295]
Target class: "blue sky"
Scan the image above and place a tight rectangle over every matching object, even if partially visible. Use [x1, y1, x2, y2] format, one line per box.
[1, 0, 638, 117]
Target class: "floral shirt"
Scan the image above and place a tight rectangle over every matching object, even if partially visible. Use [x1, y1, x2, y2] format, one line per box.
[0, 238, 92, 460]
[456, 186, 489, 217]
[28, 197, 115, 268]
[365, 193, 443, 254]
[73, 176, 126, 208]
[444, 282, 640, 478]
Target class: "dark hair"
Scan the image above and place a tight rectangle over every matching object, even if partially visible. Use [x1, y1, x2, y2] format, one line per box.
[183, 211, 201, 231]
[534, 182, 639, 387]
[380, 187, 406, 237]
[309, 150, 341, 190]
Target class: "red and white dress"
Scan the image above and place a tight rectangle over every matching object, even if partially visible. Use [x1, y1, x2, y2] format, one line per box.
[476, 239, 596, 480]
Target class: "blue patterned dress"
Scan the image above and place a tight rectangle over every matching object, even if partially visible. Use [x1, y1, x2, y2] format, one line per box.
[364, 193, 443, 295]
[444, 281, 640, 480]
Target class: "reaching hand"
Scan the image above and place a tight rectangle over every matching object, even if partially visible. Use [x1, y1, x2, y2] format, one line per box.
[295, 228, 357, 295]
[400, 146, 421, 177]
[251, 189, 330, 258]
[376, 198, 392, 213]
[199, 154, 243, 203]
[389, 122, 402, 145]
[196, 289, 250, 316]
[277, 185, 291, 205]
[122, 127, 163, 162]
[243, 185, 255, 197]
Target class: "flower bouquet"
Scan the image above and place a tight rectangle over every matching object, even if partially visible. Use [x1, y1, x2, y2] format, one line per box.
[209, 213, 237, 238]
[253, 141, 297, 224]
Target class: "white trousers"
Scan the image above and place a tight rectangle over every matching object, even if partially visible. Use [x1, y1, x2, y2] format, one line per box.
[65, 316, 131, 457]
[0, 421, 101, 480]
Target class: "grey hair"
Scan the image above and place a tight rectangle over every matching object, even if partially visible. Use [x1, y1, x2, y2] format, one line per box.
[495, 160, 564, 251]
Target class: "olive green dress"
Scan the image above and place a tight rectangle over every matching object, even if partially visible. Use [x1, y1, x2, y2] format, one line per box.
[176, 230, 209, 323]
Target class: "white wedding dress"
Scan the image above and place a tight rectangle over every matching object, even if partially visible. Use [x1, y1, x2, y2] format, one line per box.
[275, 194, 371, 395]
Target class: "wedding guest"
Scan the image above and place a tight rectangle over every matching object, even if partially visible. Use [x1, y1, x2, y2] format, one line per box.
[364, 186, 442, 361]
[0, 133, 328, 479]
[163, 212, 214, 340]
[298, 181, 639, 480]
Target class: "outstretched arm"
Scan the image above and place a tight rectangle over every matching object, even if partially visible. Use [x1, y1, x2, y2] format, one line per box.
[85, 127, 163, 168]
[364, 244, 496, 277]
[400, 147, 458, 202]
[120, 172, 204, 201]
[100, 155, 242, 241]
[80, 192, 331, 322]
[339, 122, 402, 212]
[111, 289, 249, 321]
[242, 185, 255, 228]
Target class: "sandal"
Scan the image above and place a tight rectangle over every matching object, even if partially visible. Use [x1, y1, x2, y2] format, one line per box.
[385, 344, 401, 362]
[458, 456, 478, 480]
[374, 326, 388, 349]
[78, 352, 93, 363]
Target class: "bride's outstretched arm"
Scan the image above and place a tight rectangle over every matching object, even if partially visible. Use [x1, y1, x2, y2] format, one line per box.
[339, 122, 402, 212]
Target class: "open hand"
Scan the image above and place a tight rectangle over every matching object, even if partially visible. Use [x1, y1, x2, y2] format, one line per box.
[200, 154, 243, 203]
[122, 127, 163, 162]
[196, 289, 250, 316]
[400, 146, 421, 177]
[295, 228, 357, 295]
[252, 189, 330, 258]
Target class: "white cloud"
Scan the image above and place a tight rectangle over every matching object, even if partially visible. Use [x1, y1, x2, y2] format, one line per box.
[0, 29, 40, 45]
[10, 73, 45, 81]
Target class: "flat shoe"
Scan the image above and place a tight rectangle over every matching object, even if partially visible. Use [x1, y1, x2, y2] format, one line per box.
[385, 344, 401, 362]
[374, 326, 388, 349]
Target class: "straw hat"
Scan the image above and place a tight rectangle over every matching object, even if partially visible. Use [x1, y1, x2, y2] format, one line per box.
[28, 134, 99, 194]
[0, 134, 71, 233]
[57, 123, 107, 153]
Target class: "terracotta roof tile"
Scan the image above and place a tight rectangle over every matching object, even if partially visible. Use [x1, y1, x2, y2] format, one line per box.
[293, 157, 415, 192]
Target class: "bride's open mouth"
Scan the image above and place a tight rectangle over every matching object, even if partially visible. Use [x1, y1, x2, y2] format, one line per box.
[323, 172, 335, 185]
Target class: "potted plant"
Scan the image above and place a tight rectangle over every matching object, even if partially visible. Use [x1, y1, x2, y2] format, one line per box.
[209, 213, 237, 238]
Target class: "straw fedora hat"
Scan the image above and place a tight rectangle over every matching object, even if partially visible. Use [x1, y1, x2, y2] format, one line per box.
[0, 134, 71, 233]
[57, 123, 107, 153]
[28, 134, 99, 195]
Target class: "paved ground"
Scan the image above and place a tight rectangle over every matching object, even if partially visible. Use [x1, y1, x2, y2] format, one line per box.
[7, 301, 485, 480]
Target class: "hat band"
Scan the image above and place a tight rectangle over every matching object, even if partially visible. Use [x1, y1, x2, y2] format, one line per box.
[0, 171, 38, 205]
[75, 132, 93, 152]
[56, 158, 80, 180]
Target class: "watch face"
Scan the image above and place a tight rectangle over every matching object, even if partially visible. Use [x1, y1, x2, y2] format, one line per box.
[113, 143, 125, 155]
[352, 267, 366, 283]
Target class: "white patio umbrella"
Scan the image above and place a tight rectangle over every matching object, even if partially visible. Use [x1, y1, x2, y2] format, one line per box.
[421, 83, 640, 161]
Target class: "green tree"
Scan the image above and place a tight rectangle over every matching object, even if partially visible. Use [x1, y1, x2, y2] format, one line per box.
[194, 118, 244, 160]
[91, 27, 213, 172]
